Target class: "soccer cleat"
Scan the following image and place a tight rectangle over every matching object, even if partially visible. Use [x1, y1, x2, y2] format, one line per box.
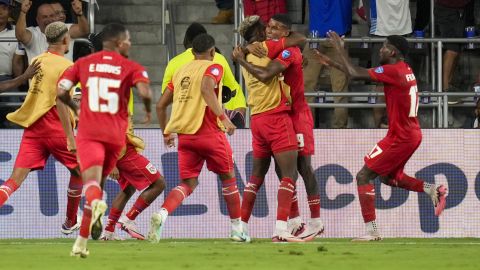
[434, 185, 448, 216]
[287, 219, 306, 237]
[90, 200, 108, 241]
[351, 232, 382, 242]
[100, 230, 124, 241]
[272, 230, 305, 243]
[117, 217, 145, 240]
[61, 218, 81, 235]
[70, 237, 89, 258]
[230, 230, 251, 243]
[298, 220, 325, 241]
[147, 212, 164, 243]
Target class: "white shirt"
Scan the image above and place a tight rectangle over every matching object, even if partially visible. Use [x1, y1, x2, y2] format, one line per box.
[0, 25, 24, 76]
[24, 24, 75, 63]
[369, 0, 412, 36]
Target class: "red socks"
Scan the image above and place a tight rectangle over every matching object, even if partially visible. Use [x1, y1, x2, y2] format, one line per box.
[386, 174, 424, 192]
[0, 179, 19, 208]
[162, 183, 193, 213]
[79, 180, 103, 238]
[307, 195, 321, 218]
[126, 196, 150, 220]
[277, 177, 295, 221]
[65, 175, 82, 225]
[357, 183, 376, 223]
[289, 190, 300, 219]
[105, 207, 122, 232]
[222, 178, 241, 219]
[241, 176, 264, 223]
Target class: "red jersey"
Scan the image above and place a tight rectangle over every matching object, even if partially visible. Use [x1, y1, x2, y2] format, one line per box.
[59, 50, 149, 145]
[368, 61, 421, 141]
[24, 107, 65, 138]
[167, 63, 224, 135]
[274, 47, 308, 113]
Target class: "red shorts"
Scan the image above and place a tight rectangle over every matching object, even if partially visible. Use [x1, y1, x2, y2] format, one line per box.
[250, 111, 298, 158]
[291, 109, 315, 156]
[14, 135, 78, 170]
[178, 132, 234, 179]
[76, 139, 124, 177]
[116, 144, 161, 191]
[364, 136, 422, 179]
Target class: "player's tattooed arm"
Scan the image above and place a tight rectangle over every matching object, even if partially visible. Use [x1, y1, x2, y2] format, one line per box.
[56, 98, 76, 152]
[0, 59, 40, 92]
[201, 76, 236, 135]
[232, 46, 283, 84]
[327, 31, 371, 81]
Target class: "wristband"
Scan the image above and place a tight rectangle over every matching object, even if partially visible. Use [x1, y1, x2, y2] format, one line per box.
[218, 114, 227, 121]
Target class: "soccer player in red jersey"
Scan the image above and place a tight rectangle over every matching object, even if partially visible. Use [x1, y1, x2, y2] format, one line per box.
[151, 33, 242, 243]
[235, 14, 324, 241]
[314, 31, 448, 241]
[57, 23, 152, 257]
[233, 16, 304, 242]
[0, 22, 83, 235]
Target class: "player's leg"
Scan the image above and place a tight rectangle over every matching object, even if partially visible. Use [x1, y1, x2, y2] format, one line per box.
[296, 155, 325, 240]
[353, 164, 382, 242]
[0, 167, 30, 207]
[218, 171, 244, 241]
[102, 184, 135, 241]
[274, 160, 304, 237]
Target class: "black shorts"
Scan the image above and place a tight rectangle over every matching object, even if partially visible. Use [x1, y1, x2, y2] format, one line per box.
[434, 5, 466, 52]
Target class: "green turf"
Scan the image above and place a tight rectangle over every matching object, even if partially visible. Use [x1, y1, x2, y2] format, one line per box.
[1, 238, 479, 270]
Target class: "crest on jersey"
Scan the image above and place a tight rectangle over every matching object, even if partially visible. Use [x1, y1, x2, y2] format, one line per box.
[281, 50, 291, 59]
[142, 71, 149, 78]
[146, 163, 158, 174]
[374, 67, 384, 74]
[181, 77, 191, 90]
[210, 67, 220, 76]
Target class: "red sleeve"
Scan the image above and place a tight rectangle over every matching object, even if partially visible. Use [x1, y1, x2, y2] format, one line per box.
[368, 65, 399, 85]
[167, 81, 174, 92]
[203, 64, 223, 84]
[265, 39, 286, 59]
[274, 48, 297, 68]
[131, 62, 150, 85]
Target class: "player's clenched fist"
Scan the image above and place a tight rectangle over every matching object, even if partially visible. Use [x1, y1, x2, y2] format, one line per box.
[71, 0, 83, 16]
[231, 46, 245, 62]
[163, 133, 175, 148]
[21, 0, 32, 14]
[221, 117, 236, 136]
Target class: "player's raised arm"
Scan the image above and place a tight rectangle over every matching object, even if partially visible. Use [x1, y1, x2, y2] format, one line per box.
[327, 31, 371, 81]
[0, 59, 40, 92]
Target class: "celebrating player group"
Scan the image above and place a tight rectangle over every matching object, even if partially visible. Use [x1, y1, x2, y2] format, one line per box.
[0, 13, 448, 258]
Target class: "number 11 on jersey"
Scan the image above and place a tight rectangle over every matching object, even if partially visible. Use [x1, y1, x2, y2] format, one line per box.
[409, 85, 419, 117]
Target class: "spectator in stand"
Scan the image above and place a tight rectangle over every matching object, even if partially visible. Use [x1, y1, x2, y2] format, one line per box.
[244, 0, 287, 24]
[364, 0, 412, 127]
[303, 0, 351, 128]
[212, 0, 233, 24]
[15, 0, 89, 62]
[0, 0, 27, 128]
[435, 0, 472, 104]
[161, 23, 247, 127]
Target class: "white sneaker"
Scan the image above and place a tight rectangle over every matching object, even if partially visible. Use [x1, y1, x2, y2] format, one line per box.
[117, 216, 145, 240]
[100, 230, 124, 241]
[298, 220, 325, 241]
[89, 200, 107, 241]
[272, 229, 304, 243]
[147, 212, 164, 243]
[70, 237, 89, 258]
[287, 217, 306, 237]
[61, 217, 81, 235]
[230, 230, 251, 242]
[351, 232, 382, 242]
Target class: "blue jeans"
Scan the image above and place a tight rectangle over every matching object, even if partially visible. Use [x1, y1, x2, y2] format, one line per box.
[215, 0, 233, 10]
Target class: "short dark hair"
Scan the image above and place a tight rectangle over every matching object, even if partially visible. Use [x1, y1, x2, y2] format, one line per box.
[386, 35, 409, 57]
[243, 21, 263, 42]
[271, 14, 292, 29]
[101, 23, 128, 43]
[192, 33, 215, 54]
[183, 22, 207, 49]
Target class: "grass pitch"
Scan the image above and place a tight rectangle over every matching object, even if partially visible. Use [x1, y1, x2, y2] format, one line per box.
[1, 238, 479, 270]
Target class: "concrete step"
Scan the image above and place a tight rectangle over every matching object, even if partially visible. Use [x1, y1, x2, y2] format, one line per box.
[173, 23, 235, 46]
[129, 44, 168, 66]
[144, 64, 167, 84]
[96, 5, 163, 24]
[173, 1, 218, 24]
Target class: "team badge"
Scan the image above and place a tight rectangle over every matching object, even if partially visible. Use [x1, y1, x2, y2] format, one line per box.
[146, 163, 158, 174]
[374, 67, 384, 74]
[211, 67, 220, 76]
[281, 50, 291, 59]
